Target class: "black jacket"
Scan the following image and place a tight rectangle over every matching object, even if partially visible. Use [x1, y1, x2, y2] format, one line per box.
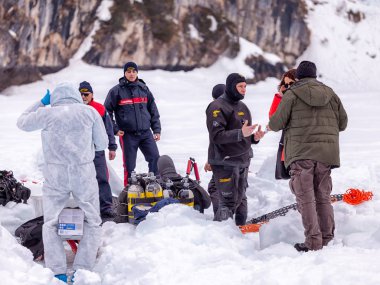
[104, 77, 161, 134]
[206, 94, 259, 167]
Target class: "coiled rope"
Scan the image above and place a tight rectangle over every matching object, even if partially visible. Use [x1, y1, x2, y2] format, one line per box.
[342, 188, 373, 205]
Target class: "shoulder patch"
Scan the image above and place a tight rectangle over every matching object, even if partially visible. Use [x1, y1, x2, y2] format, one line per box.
[213, 110, 221, 118]
[238, 111, 245, 116]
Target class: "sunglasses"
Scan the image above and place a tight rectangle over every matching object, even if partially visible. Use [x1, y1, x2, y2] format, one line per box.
[283, 82, 295, 88]
[81, 92, 91, 97]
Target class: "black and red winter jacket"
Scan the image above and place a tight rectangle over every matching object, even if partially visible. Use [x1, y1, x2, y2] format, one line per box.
[104, 77, 161, 135]
[88, 100, 117, 151]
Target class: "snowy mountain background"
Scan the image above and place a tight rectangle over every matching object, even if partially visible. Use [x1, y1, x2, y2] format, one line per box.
[1, 0, 380, 284]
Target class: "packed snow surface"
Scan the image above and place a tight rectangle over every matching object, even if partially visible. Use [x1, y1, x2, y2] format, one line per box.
[1, 0, 380, 284]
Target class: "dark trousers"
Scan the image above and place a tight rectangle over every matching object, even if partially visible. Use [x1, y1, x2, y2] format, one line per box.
[207, 176, 219, 215]
[289, 159, 334, 250]
[212, 165, 248, 226]
[119, 130, 160, 186]
[94, 151, 113, 213]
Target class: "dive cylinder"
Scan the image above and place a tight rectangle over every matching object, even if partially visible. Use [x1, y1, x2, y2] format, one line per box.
[162, 178, 174, 198]
[114, 187, 129, 223]
[177, 178, 194, 207]
[127, 172, 146, 224]
[145, 172, 164, 204]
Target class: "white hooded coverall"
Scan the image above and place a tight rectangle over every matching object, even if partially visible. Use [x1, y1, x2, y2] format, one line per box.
[17, 83, 108, 275]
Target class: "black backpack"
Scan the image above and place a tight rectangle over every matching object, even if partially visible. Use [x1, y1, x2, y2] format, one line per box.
[274, 132, 290, 180]
[0, 170, 31, 206]
[161, 176, 211, 213]
[15, 216, 44, 260]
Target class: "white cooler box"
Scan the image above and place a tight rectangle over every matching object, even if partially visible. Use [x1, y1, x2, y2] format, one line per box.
[58, 208, 84, 240]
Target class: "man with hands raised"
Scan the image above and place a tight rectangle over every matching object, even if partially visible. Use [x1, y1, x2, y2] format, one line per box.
[206, 73, 265, 225]
[17, 83, 107, 282]
[242, 120, 265, 140]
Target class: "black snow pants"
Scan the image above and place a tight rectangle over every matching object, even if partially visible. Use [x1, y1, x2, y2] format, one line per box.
[212, 165, 248, 226]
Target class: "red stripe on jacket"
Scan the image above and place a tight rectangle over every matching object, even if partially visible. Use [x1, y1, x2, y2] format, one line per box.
[118, 97, 148, 105]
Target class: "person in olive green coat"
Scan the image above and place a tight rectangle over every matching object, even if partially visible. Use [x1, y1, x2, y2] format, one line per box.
[268, 61, 348, 252]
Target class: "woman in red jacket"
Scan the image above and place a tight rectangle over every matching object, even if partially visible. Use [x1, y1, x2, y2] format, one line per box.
[269, 69, 296, 179]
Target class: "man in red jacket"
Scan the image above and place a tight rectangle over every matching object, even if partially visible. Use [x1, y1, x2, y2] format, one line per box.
[79, 81, 117, 218]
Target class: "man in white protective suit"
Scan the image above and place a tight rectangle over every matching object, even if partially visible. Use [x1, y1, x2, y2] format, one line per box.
[17, 82, 108, 283]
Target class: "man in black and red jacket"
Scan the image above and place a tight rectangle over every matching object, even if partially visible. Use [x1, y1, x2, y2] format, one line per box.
[79, 81, 117, 218]
[104, 62, 161, 186]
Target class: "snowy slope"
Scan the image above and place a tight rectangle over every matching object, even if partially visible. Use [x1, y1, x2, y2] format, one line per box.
[301, 0, 380, 92]
[1, 1, 380, 284]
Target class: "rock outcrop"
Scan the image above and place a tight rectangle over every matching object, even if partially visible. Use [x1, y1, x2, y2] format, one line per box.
[224, 0, 310, 66]
[1, 0, 310, 91]
[84, 0, 309, 80]
[0, 0, 100, 91]
[83, 0, 239, 71]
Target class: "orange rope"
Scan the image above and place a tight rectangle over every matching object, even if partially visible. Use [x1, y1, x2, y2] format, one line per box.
[239, 222, 264, 234]
[342, 188, 373, 205]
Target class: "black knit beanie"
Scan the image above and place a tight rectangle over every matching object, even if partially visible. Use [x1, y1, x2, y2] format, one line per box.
[123, 61, 138, 73]
[78, 81, 93, 93]
[296, 61, 317, 79]
[157, 155, 179, 178]
[212, 84, 226, 99]
[225, 73, 246, 101]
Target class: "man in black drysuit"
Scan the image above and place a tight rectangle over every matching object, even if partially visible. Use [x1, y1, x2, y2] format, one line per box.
[206, 73, 265, 225]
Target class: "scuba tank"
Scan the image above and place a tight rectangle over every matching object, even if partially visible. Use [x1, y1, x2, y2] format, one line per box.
[162, 178, 174, 199]
[177, 177, 194, 207]
[145, 172, 163, 204]
[114, 187, 129, 223]
[127, 171, 146, 224]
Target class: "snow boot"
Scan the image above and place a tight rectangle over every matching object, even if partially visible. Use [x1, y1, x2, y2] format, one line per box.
[214, 206, 233, 222]
[69, 270, 76, 284]
[294, 243, 309, 252]
[101, 209, 116, 219]
[55, 274, 68, 283]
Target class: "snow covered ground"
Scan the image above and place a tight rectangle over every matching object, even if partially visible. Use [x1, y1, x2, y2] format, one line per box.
[1, 0, 380, 284]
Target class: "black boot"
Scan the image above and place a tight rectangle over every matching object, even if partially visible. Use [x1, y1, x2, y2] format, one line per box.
[294, 243, 309, 252]
[215, 206, 233, 222]
[101, 209, 116, 219]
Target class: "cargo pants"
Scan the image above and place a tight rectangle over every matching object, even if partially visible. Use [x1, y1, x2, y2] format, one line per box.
[207, 175, 219, 215]
[289, 159, 335, 250]
[212, 165, 248, 226]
